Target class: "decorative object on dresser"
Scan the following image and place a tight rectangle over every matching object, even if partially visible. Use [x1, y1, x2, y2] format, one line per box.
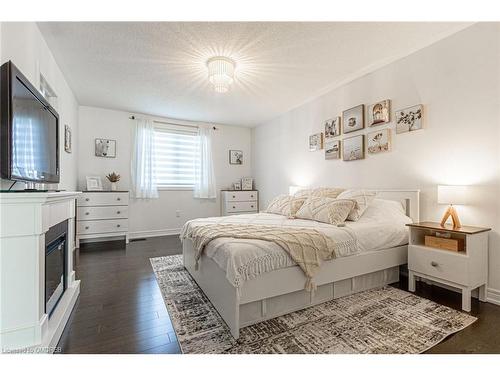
[325, 140, 341, 160]
[95, 138, 116, 158]
[229, 150, 243, 164]
[221, 190, 258, 216]
[64, 124, 72, 153]
[76, 191, 130, 247]
[241, 177, 253, 190]
[368, 99, 391, 126]
[106, 172, 121, 191]
[407, 221, 490, 312]
[395, 104, 423, 134]
[309, 132, 323, 151]
[233, 181, 242, 190]
[324, 117, 341, 138]
[86, 175, 103, 191]
[342, 104, 364, 133]
[367, 128, 391, 154]
[438, 185, 467, 228]
[342, 134, 364, 161]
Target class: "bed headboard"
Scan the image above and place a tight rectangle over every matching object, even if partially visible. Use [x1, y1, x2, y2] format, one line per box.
[370, 189, 420, 223]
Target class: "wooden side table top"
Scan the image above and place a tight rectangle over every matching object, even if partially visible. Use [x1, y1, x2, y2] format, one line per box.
[407, 221, 491, 235]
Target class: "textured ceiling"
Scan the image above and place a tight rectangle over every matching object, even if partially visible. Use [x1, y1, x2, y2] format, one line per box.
[38, 22, 471, 126]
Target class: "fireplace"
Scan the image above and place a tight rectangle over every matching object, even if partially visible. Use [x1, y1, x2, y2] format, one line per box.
[45, 220, 68, 316]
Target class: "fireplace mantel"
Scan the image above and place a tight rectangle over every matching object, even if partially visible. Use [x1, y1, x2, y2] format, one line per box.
[0, 191, 81, 352]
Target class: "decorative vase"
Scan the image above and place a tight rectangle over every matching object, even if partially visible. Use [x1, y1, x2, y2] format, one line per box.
[111, 182, 117, 191]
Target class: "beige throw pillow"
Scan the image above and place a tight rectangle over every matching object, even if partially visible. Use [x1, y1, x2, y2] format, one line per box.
[294, 196, 355, 225]
[265, 194, 306, 217]
[337, 189, 376, 221]
[294, 187, 345, 199]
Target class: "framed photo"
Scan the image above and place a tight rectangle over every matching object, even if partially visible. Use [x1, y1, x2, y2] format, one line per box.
[367, 128, 391, 154]
[86, 176, 103, 191]
[95, 138, 116, 158]
[369, 99, 391, 126]
[229, 150, 243, 164]
[396, 104, 423, 134]
[64, 125, 72, 153]
[233, 181, 242, 190]
[324, 117, 341, 138]
[309, 133, 324, 151]
[241, 177, 253, 190]
[342, 135, 365, 161]
[342, 104, 364, 133]
[325, 140, 341, 160]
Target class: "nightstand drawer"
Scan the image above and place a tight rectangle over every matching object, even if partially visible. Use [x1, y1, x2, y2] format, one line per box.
[226, 201, 258, 213]
[409, 245, 469, 285]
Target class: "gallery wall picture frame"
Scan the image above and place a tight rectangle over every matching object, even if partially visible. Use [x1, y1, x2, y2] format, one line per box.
[95, 138, 116, 158]
[241, 177, 253, 190]
[342, 135, 365, 161]
[395, 104, 423, 134]
[367, 128, 391, 154]
[325, 140, 341, 160]
[64, 124, 72, 153]
[229, 150, 243, 164]
[309, 133, 324, 151]
[342, 104, 365, 134]
[86, 176, 103, 191]
[368, 99, 391, 126]
[324, 117, 341, 138]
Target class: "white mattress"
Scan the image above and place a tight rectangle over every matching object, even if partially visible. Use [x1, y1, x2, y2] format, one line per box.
[182, 199, 412, 288]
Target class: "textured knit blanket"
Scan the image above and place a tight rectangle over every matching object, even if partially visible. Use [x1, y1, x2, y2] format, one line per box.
[182, 222, 353, 291]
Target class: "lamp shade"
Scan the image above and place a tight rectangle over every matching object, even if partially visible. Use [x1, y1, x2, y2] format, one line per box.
[438, 185, 468, 205]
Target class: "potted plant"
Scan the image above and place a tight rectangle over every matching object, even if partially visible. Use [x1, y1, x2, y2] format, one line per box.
[106, 172, 121, 191]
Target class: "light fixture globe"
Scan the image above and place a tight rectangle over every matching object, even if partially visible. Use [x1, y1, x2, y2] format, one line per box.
[207, 56, 235, 93]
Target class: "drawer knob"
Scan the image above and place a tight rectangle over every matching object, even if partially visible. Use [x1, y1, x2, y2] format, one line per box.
[251, 205, 254, 208]
[85, 226, 89, 230]
[431, 261, 438, 267]
[117, 197, 121, 201]
[117, 211, 121, 214]
[85, 198, 89, 201]
[232, 195, 235, 198]
[85, 212, 89, 215]
[251, 195, 254, 198]
[117, 224, 121, 228]
[232, 206, 236, 209]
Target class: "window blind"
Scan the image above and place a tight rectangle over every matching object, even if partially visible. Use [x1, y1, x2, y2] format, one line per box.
[153, 124, 199, 188]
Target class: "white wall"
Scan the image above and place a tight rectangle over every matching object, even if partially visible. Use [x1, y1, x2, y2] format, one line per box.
[78, 106, 252, 237]
[252, 24, 500, 293]
[0, 22, 79, 190]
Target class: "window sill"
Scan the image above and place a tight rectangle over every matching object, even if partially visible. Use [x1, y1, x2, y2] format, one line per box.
[157, 186, 194, 191]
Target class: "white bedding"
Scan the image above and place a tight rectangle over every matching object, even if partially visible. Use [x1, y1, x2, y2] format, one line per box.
[182, 199, 412, 289]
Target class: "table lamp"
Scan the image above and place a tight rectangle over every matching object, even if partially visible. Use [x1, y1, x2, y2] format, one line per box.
[438, 185, 467, 228]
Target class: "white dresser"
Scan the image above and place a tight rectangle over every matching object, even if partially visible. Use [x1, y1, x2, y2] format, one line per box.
[221, 190, 259, 216]
[76, 191, 129, 247]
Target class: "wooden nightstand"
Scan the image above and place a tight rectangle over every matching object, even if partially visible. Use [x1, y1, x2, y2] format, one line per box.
[407, 221, 490, 312]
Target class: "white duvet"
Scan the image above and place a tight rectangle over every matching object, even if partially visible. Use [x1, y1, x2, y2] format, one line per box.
[182, 199, 412, 289]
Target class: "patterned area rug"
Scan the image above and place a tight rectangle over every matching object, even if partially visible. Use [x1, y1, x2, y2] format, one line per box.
[150, 255, 476, 354]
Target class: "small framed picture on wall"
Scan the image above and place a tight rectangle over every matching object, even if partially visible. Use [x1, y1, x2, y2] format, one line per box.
[229, 150, 243, 164]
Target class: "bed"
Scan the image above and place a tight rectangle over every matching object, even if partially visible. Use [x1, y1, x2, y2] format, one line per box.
[182, 189, 420, 339]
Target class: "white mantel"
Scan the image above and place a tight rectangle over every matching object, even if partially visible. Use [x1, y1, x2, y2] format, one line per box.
[0, 191, 81, 353]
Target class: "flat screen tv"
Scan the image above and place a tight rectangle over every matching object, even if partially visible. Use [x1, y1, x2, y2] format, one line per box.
[0, 61, 60, 184]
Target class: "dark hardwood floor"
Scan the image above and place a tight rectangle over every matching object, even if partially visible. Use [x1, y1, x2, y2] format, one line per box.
[58, 236, 500, 354]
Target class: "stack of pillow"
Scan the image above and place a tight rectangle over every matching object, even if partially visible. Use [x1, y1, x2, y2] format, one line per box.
[265, 187, 377, 226]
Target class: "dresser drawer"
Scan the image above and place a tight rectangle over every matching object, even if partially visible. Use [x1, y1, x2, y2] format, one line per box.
[224, 191, 258, 202]
[77, 192, 129, 207]
[226, 201, 258, 213]
[77, 206, 128, 221]
[409, 245, 469, 285]
[77, 219, 128, 235]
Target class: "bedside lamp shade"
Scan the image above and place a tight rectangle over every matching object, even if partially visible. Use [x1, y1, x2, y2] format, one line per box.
[438, 185, 468, 205]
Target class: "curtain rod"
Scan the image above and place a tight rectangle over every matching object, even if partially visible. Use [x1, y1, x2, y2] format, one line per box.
[129, 115, 218, 130]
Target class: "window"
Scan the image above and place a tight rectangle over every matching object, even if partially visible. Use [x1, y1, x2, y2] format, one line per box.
[153, 124, 199, 189]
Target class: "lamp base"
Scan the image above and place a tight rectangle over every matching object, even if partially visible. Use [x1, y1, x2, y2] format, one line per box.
[440, 205, 462, 228]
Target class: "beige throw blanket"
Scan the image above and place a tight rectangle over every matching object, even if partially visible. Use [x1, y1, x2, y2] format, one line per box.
[186, 223, 339, 291]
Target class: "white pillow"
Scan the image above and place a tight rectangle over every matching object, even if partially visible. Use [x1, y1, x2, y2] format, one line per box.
[361, 199, 407, 220]
[265, 194, 306, 217]
[294, 196, 355, 225]
[336, 189, 376, 221]
[294, 187, 345, 199]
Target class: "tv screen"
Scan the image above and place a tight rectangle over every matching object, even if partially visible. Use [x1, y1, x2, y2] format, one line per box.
[1, 61, 59, 183]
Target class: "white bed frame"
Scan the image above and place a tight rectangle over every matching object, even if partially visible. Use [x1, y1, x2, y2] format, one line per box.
[182, 189, 420, 339]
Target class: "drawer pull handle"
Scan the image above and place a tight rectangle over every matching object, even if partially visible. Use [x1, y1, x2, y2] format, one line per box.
[117, 211, 121, 214]
[85, 226, 89, 230]
[251, 195, 254, 198]
[117, 224, 121, 228]
[233, 206, 236, 209]
[85, 212, 89, 215]
[117, 197, 121, 201]
[85, 198, 89, 201]
[232, 195, 236, 198]
[431, 261, 438, 267]
[251, 205, 254, 208]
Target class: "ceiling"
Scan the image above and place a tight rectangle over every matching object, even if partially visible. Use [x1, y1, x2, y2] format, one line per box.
[38, 22, 471, 126]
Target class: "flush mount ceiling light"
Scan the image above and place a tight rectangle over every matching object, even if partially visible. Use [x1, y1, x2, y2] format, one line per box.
[207, 56, 235, 93]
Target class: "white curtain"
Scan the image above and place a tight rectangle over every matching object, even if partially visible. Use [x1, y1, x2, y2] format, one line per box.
[131, 119, 159, 199]
[193, 125, 216, 199]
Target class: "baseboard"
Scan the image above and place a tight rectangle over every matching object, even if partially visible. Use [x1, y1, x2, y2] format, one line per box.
[487, 287, 500, 306]
[129, 228, 181, 239]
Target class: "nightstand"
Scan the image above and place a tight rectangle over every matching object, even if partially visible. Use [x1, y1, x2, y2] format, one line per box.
[407, 221, 490, 312]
